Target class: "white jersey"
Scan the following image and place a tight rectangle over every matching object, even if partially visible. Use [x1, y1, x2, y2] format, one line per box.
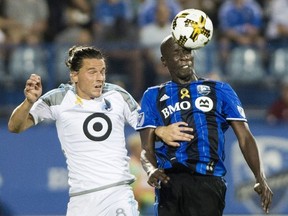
[30, 83, 140, 196]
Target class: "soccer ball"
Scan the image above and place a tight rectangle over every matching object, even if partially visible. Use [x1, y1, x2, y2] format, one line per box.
[171, 9, 213, 50]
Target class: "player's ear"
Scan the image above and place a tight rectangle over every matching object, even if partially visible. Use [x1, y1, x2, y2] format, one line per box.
[70, 71, 78, 84]
[161, 56, 167, 67]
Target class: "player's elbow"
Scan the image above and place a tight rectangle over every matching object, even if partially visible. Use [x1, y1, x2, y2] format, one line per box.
[7, 121, 23, 133]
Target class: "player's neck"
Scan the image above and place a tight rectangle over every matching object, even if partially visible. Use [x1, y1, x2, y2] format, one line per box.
[173, 74, 198, 84]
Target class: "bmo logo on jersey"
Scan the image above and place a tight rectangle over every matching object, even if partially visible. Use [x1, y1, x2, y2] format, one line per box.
[161, 96, 213, 118]
[195, 96, 213, 112]
[161, 101, 191, 118]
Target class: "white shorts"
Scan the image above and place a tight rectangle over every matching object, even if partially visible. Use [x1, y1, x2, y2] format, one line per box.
[66, 184, 139, 216]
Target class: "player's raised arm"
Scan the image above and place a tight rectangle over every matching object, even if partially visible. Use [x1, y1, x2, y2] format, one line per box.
[8, 74, 42, 133]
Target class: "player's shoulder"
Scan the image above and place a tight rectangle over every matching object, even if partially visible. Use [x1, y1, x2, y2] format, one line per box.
[200, 78, 232, 89]
[103, 82, 129, 94]
[144, 81, 170, 93]
[41, 83, 73, 106]
[103, 82, 133, 100]
[103, 82, 139, 111]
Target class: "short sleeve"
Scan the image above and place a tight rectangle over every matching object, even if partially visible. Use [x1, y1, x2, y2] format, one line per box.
[136, 88, 159, 130]
[221, 83, 247, 122]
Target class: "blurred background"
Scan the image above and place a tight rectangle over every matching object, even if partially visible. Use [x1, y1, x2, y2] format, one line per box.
[0, 0, 288, 215]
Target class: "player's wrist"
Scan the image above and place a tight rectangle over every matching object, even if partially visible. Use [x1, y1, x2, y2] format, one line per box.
[255, 172, 266, 183]
[24, 98, 36, 107]
[147, 167, 157, 177]
[155, 126, 164, 140]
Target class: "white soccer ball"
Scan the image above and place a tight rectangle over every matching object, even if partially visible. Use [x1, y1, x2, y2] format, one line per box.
[171, 9, 213, 50]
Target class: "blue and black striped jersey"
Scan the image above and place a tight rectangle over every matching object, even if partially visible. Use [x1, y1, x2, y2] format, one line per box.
[136, 79, 247, 177]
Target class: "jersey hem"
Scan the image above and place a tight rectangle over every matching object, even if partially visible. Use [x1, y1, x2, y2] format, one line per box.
[69, 179, 135, 197]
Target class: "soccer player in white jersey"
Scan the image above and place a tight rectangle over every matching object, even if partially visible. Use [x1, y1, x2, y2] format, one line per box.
[8, 45, 194, 216]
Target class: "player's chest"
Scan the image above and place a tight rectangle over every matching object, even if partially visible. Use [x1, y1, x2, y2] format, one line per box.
[157, 85, 218, 118]
[58, 98, 125, 129]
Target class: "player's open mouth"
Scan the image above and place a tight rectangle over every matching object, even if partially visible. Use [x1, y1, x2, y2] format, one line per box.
[180, 61, 192, 69]
[180, 64, 190, 69]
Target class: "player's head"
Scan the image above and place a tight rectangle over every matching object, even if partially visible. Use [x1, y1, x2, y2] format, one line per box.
[66, 46, 106, 99]
[160, 35, 196, 84]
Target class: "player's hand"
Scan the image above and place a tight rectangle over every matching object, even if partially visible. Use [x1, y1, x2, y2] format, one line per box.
[155, 122, 194, 147]
[254, 180, 273, 214]
[147, 168, 170, 189]
[24, 74, 42, 104]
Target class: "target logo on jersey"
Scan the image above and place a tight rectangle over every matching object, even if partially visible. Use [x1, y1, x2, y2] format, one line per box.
[83, 113, 112, 141]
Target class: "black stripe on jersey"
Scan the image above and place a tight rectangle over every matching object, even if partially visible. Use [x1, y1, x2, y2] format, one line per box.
[157, 85, 176, 161]
[178, 84, 198, 172]
[202, 80, 219, 175]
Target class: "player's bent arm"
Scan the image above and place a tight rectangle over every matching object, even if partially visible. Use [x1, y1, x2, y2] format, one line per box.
[139, 128, 157, 174]
[231, 121, 273, 213]
[139, 128, 170, 187]
[8, 99, 35, 133]
[230, 121, 265, 181]
[155, 122, 194, 147]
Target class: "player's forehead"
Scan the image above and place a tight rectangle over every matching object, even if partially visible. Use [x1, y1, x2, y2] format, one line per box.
[82, 58, 105, 65]
[162, 37, 180, 52]
[170, 41, 193, 55]
[81, 58, 106, 69]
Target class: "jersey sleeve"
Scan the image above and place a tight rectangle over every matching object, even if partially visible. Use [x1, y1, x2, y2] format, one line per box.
[30, 84, 72, 124]
[221, 83, 247, 122]
[109, 82, 140, 129]
[136, 88, 159, 130]
[29, 98, 54, 125]
[121, 90, 141, 130]
[29, 86, 67, 125]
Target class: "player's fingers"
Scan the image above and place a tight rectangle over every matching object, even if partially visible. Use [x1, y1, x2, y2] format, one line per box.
[262, 199, 270, 213]
[26, 78, 35, 86]
[28, 74, 41, 85]
[173, 122, 194, 134]
[26, 78, 40, 88]
[179, 126, 194, 133]
[148, 176, 161, 188]
[147, 180, 155, 188]
[176, 122, 193, 130]
[28, 74, 39, 82]
[36, 76, 42, 88]
[150, 169, 168, 178]
[262, 197, 270, 213]
[173, 121, 189, 127]
[30, 73, 40, 79]
[262, 189, 273, 213]
[156, 169, 170, 183]
[157, 173, 170, 184]
[165, 141, 180, 147]
[179, 132, 194, 140]
[173, 132, 193, 141]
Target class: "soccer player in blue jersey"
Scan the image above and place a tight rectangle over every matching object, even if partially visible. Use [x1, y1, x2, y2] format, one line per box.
[136, 35, 273, 216]
[7, 45, 194, 216]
